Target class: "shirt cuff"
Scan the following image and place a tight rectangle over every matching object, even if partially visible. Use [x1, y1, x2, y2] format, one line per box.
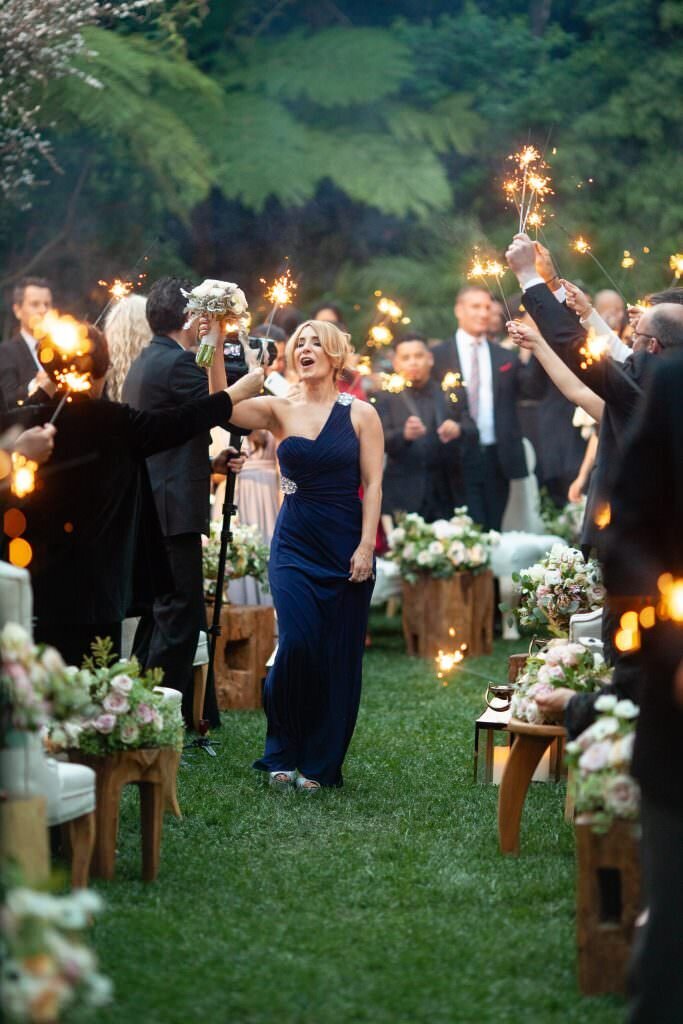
[520, 274, 566, 304]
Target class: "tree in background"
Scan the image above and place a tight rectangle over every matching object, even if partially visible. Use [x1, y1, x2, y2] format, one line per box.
[1, 0, 681, 340]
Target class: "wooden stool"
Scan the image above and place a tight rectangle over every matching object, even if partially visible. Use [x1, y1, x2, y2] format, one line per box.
[211, 604, 275, 710]
[473, 705, 512, 783]
[576, 816, 641, 994]
[498, 718, 566, 854]
[401, 570, 494, 658]
[0, 795, 49, 885]
[60, 811, 96, 888]
[68, 748, 177, 881]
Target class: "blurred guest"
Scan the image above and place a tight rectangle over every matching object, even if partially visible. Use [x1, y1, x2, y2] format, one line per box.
[603, 350, 683, 1024]
[0, 277, 55, 407]
[594, 288, 626, 334]
[310, 301, 346, 327]
[377, 333, 476, 522]
[104, 294, 152, 402]
[431, 286, 535, 530]
[3, 323, 261, 670]
[487, 298, 507, 343]
[273, 306, 304, 336]
[122, 278, 248, 727]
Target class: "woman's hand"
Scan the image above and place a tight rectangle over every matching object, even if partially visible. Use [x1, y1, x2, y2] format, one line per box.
[349, 541, 374, 583]
[562, 279, 592, 318]
[534, 686, 574, 720]
[227, 368, 264, 404]
[506, 319, 544, 350]
[567, 475, 586, 504]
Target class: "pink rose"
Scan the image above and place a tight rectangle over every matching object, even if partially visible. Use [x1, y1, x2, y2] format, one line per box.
[103, 691, 129, 715]
[120, 721, 140, 745]
[604, 774, 639, 817]
[137, 703, 154, 725]
[110, 674, 134, 695]
[93, 714, 116, 734]
[548, 665, 566, 681]
[579, 740, 611, 773]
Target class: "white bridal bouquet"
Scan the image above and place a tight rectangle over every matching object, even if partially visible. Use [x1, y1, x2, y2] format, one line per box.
[513, 544, 605, 636]
[510, 639, 612, 725]
[387, 508, 499, 583]
[182, 278, 249, 368]
[566, 695, 640, 833]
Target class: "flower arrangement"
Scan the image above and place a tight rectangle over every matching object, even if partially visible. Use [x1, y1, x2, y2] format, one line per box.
[49, 638, 184, 756]
[0, 624, 90, 744]
[566, 695, 640, 833]
[539, 491, 586, 547]
[513, 543, 605, 636]
[510, 639, 612, 725]
[182, 279, 249, 368]
[202, 518, 270, 600]
[0, 885, 112, 1022]
[387, 508, 499, 584]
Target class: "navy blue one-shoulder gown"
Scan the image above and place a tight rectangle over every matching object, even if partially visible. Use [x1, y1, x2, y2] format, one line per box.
[253, 393, 374, 787]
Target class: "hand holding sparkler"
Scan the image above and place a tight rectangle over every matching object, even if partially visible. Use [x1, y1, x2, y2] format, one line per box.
[505, 233, 537, 281]
[436, 419, 461, 443]
[14, 425, 56, 465]
[562, 279, 592, 318]
[505, 319, 544, 352]
[403, 416, 426, 441]
[32, 312, 94, 426]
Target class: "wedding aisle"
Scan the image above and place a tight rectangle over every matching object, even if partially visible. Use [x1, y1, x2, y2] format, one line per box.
[88, 616, 622, 1024]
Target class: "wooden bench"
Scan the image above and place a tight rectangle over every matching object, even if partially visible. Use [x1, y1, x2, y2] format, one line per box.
[498, 718, 567, 854]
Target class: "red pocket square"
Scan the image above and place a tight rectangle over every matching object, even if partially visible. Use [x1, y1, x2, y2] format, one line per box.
[499, 362, 513, 373]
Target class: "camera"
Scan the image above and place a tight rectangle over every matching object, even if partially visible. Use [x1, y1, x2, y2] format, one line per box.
[223, 336, 278, 386]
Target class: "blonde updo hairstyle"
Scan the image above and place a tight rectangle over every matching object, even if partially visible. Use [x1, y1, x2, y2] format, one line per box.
[104, 294, 152, 401]
[286, 319, 353, 381]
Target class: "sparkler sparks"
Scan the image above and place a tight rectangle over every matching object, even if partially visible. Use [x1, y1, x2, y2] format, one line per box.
[658, 574, 683, 623]
[503, 144, 554, 232]
[578, 328, 609, 370]
[669, 253, 683, 280]
[365, 292, 405, 352]
[621, 250, 636, 270]
[10, 453, 37, 498]
[262, 268, 297, 307]
[377, 296, 403, 320]
[573, 236, 591, 254]
[467, 251, 513, 320]
[34, 311, 93, 424]
[98, 278, 133, 301]
[379, 372, 410, 394]
[441, 371, 463, 403]
[368, 324, 394, 348]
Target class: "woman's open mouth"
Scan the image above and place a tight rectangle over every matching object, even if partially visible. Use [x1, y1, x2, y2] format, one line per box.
[300, 355, 315, 367]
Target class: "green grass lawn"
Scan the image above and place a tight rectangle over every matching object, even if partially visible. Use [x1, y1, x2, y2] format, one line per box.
[87, 615, 624, 1024]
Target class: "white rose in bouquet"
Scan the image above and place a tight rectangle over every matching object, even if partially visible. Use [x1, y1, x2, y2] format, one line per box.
[182, 279, 250, 368]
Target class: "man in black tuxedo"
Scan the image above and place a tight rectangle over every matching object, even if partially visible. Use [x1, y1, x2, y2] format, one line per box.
[0, 277, 56, 408]
[2, 324, 262, 670]
[431, 285, 534, 530]
[377, 333, 477, 522]
[122, 277, 245, 728]
[603, 350, 683, 1024]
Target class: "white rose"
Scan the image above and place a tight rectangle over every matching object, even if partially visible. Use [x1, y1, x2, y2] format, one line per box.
[591, 716, 620, 741]
[417, 550, 432, 566]
[614, 699, 639, 720]
[389, 527, 405, 546]
[469, 544, 485, 565]
[428, 540, 444, 556]
[1, 622, 34, 659]
[544, 569, 562, 586]
[594, 694, 617, 712]
[402, 543, 415, 560]
[528, 564, 545, 583]
[40, 646, 65, 673]
[449, 541, 466, 565]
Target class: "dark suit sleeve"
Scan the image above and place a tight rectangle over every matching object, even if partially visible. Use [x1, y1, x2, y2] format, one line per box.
[0, 345, 24, 406]
[168, 351, 211, 402]
[523, 282, 643, 409]
[375, 395, 411, 458]
[120, 391, 233, 458]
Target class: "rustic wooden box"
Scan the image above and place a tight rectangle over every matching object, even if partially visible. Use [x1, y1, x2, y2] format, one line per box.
[575, 815, 641, 995]
[210, 604, 276, 711]
[401, 570, 494, 659]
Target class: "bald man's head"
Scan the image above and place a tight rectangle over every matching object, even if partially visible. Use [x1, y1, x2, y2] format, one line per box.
[638, 303, 683, 353]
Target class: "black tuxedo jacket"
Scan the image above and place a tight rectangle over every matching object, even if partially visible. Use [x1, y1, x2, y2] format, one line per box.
[522, 283, 655, 548]
[0, 334, 50, 408]
[431, 337, 531, 480]
[2, 391, 233, 626]
[525, 358, 585, 484]
[603, 351, 683, 810]
[376, 379, 477, 517]
[122, 335, 229, 537]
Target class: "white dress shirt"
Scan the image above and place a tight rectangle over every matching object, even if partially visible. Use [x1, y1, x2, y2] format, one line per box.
[580, 307, 631, 363]
[455, 327, 495, 445]
[20, 329, 42, 371]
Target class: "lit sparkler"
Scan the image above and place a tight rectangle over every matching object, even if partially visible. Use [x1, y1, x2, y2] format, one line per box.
[565, 229, 629, 302]
[669, 253, 683, 283]
[33, 311, 93, 424]
[503, 144, 554, 233]
[621, 251, 636, 270]
[368, 324, 394, 348]
[98, 278, 133, 301]
[379, 372, 410, 394]
[261, 266, 297, 339]
[10, 453, 38, 498]
[573, 236, 591, 254]
[356, 356, 372, 376]
[578, 327, 610, 370]
[441, 371, 463, 404]
[365, 292, 405, 351]
[94, 235, 162, 327]
[657, 573, 683, 623]
[467, 251, 513, 320]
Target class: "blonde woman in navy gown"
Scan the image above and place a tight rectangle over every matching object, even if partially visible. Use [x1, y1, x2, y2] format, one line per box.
[207, 320, 383, 790]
